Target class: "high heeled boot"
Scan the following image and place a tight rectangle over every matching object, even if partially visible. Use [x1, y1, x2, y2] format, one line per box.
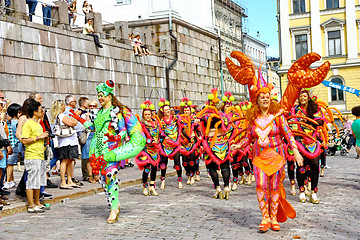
[309, 190, 319, 204]
[239, 174, 246, 184]
[269, 190, 280, 231]
[290, 180, 296, 196]
[149, 182, 159, 196]
[224, 186, 231, 200]
[231, 178, 238, 191]
[190, 175, 195, 185]
[256, 188, 270, 232]
[299, 186, 306, 203]
[142, 183, 149, 196]
[213, 186, 224, 199]
[251, 173, 256, 182]
[178, 177, 183, 189]
[160, 177, 166, 190]
[107, 204, 121, 224]
[246, 174, 252, 185]
[195, 171, 201, 181]
[186, 176, 191, 185]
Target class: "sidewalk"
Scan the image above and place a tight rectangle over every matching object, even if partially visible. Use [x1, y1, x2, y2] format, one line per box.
[0, 160, 205, 218]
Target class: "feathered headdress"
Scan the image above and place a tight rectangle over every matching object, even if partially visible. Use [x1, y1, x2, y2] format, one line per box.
[238, 101, 252, 111]
[141, 100, 155, 111]
[158, 98, 170, 111]
[207, 88, 221, 106]
[222, 92, 235, 106]
[180, 97, 192, 107]
[253, 68, 274, 97]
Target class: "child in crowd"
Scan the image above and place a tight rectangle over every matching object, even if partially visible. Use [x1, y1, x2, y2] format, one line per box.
[21, 100, 49, 213]
[3, 103, 23, 190]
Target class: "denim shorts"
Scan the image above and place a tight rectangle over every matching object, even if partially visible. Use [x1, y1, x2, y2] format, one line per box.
[8, 143, 21, 165]
[0, 150, 6, 168]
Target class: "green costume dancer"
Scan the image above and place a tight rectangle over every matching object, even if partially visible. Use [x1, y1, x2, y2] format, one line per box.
[70, 80, 146, 223]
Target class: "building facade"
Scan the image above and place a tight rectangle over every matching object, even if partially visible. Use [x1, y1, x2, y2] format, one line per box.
[91, 0, 248, 98]
[277, 0, 360, 113]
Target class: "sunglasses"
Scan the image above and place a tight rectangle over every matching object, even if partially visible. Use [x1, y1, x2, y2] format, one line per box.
[89, 105, 97, 107]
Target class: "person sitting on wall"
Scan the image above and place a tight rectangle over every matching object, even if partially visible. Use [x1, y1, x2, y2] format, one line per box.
[129, 33, 143, 56]
[83, 18, 103, 48]
[134, 35, 153, 55]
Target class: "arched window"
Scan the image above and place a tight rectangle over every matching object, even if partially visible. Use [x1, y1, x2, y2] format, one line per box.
[331, 77, 344, 101]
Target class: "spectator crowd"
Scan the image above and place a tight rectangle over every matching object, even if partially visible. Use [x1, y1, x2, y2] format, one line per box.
[0, 91, 133, 212]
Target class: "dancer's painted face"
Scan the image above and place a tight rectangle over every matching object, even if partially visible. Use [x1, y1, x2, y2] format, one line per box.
[163, 106, 171, 117]
[184, 107, 191, 115]
[299, 92, 309, 106]
[98, 92, 111, 107]
[223, 104, 230, 113]
[143, 110, 152, 121]
[257, 92, 270, 109]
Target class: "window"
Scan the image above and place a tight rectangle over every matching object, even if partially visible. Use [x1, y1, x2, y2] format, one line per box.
[331, 78, 344, 101]
[117, 0, 131, 4]
[328, 30, 341, 56]
[293, 0, 305, 13]
[326, 0, 339, 9]
[295, 34, 308, 59]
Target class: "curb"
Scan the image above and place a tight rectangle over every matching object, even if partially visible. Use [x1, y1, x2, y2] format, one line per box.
[0, 166, 206, 218]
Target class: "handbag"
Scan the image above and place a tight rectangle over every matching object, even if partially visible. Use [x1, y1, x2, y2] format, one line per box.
[54, 115, 76, 138]
[78, 128, 90, 145]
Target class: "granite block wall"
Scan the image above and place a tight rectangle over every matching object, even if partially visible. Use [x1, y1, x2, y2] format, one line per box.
[0, 16, 220, 115]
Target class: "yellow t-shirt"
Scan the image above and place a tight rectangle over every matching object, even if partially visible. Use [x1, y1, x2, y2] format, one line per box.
[22, 119, 45, 160]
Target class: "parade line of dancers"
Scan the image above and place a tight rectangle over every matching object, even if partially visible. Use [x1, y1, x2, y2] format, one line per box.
[72, 51, 347, 232]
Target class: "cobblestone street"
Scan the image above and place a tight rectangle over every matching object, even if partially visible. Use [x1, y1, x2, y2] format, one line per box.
[0, 153, 359, 240]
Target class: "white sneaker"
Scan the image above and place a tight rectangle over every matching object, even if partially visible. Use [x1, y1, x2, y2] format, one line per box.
[324, 165, 331, 169]
[2, 182, 11, 190]
[9, 181, 16, 189]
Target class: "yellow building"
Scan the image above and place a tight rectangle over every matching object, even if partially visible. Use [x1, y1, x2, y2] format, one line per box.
[277, 0, 360, 113]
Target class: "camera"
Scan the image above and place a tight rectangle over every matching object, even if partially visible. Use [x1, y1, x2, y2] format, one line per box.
[0, 138, 10, 148]
[48, 132, 55, 139]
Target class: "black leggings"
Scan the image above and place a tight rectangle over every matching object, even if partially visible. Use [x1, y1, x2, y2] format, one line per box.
[296, 155, 320, 191]
[160, 152, 182, 179]
[207, 161, 230, 187]
[142, 164, 157, 184]
[287, 160, 295, 182]
[182, 152, 196, 176]
[320, 148, 326, 168]
[232, 154, 251, 180]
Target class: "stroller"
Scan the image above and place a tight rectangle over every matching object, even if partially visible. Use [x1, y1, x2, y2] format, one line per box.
[327, 128, 350, 156]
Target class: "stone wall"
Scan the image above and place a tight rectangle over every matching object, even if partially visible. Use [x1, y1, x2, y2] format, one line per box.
[0, 15, 220, 114]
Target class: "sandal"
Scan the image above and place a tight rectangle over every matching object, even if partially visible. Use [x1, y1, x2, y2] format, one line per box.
[0, 198, 10, 205]
[60, 185, 73, 190]
[88, 176, 96, 183]
[0, 195, 9, 200]
[259, 219, 270, 232]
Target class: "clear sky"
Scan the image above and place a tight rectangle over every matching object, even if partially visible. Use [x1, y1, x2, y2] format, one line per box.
[240, 0, 279, 58]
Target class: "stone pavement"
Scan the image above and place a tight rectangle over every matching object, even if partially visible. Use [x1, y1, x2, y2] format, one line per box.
[0, 151, 360, 240]
[0, 159, 184, 218]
